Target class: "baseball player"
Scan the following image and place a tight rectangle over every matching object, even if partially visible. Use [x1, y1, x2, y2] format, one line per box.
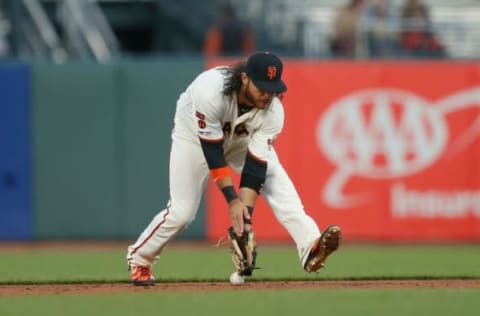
[127, 52, 341, 285]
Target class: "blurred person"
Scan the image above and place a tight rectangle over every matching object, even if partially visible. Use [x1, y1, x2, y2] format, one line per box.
[361, 0, 400, 58]
[203, 3, 256, 56]
[0, 1, 10, 58]
[126, 52, 341, 285]
[0, 33, 8, 58]
[399, 0, 445, 58]
[330, 0, 366, 58]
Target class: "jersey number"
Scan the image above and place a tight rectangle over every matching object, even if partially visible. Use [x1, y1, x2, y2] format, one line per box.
[223, 122, 249, 137]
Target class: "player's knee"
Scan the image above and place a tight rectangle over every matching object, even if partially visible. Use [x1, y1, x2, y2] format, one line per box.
[168, 203, 197, 227]
[171, 213, 194, 227]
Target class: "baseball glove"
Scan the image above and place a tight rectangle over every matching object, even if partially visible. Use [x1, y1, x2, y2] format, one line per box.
[228, 226, 257, 276]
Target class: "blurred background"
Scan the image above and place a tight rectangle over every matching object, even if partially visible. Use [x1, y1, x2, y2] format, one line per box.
[0, 0, 479, 61]
[0, 0, 479, 242]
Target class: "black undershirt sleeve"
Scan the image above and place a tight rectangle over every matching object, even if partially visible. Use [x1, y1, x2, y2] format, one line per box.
[199, 138, 227, 169]
[240, 152, 267, 194]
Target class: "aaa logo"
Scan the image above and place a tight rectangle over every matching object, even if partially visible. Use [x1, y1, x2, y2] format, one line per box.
[318, 89, 447, 178]
[316, 88, 480, 208]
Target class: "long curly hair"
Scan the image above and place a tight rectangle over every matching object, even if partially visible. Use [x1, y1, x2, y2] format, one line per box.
[222, 60, 247, 96]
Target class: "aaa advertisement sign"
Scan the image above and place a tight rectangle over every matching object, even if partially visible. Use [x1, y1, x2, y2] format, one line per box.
[206, 60, 480, 242]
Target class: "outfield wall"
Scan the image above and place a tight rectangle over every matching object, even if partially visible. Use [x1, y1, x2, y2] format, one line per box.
[0, 63, 31, 240]
[1, 58, 479, 241]
[206, 59, 480, 242]
[1, 58, 205, 240]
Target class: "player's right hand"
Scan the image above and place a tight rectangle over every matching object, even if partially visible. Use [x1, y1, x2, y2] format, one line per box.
[228, 199, 250, 236]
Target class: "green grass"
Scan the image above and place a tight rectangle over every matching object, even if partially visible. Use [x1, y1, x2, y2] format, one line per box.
[1, 243, 479, 283]
[0, 243, 479, 316]
[1, 288, 480, 316]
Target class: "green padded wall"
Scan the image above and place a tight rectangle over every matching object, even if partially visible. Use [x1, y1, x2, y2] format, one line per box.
[118, 59, 205, 239]
[32, 63, 120, 238]
[32, 58, 205, 239]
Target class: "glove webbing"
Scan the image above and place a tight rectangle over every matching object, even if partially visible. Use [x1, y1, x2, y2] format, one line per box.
[228, 227, 257, 276]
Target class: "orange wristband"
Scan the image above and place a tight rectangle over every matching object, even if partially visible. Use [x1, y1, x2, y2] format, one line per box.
[210, 166, 231, 182]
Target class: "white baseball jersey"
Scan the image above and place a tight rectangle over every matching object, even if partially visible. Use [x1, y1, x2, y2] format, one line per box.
[127, 65, 321, 271]
[174, 66, 283, 171]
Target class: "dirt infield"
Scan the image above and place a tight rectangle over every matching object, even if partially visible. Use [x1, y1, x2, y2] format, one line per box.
[1, 279, 480, 296]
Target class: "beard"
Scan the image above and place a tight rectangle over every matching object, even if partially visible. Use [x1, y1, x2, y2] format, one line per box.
[244, 88, 256, 106]
[244, 85, 272, 110]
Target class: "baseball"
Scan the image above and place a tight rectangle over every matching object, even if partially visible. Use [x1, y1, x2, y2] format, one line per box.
[229, 271, 245, 285]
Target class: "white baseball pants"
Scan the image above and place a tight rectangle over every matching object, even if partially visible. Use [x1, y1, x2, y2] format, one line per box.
[127, 134, 321, 269]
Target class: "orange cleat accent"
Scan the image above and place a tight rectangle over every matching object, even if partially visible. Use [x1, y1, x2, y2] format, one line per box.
[130, 265, 155, 286]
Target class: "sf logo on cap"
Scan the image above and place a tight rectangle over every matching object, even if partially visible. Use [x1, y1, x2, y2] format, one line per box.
[267, 66, 277, 80]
